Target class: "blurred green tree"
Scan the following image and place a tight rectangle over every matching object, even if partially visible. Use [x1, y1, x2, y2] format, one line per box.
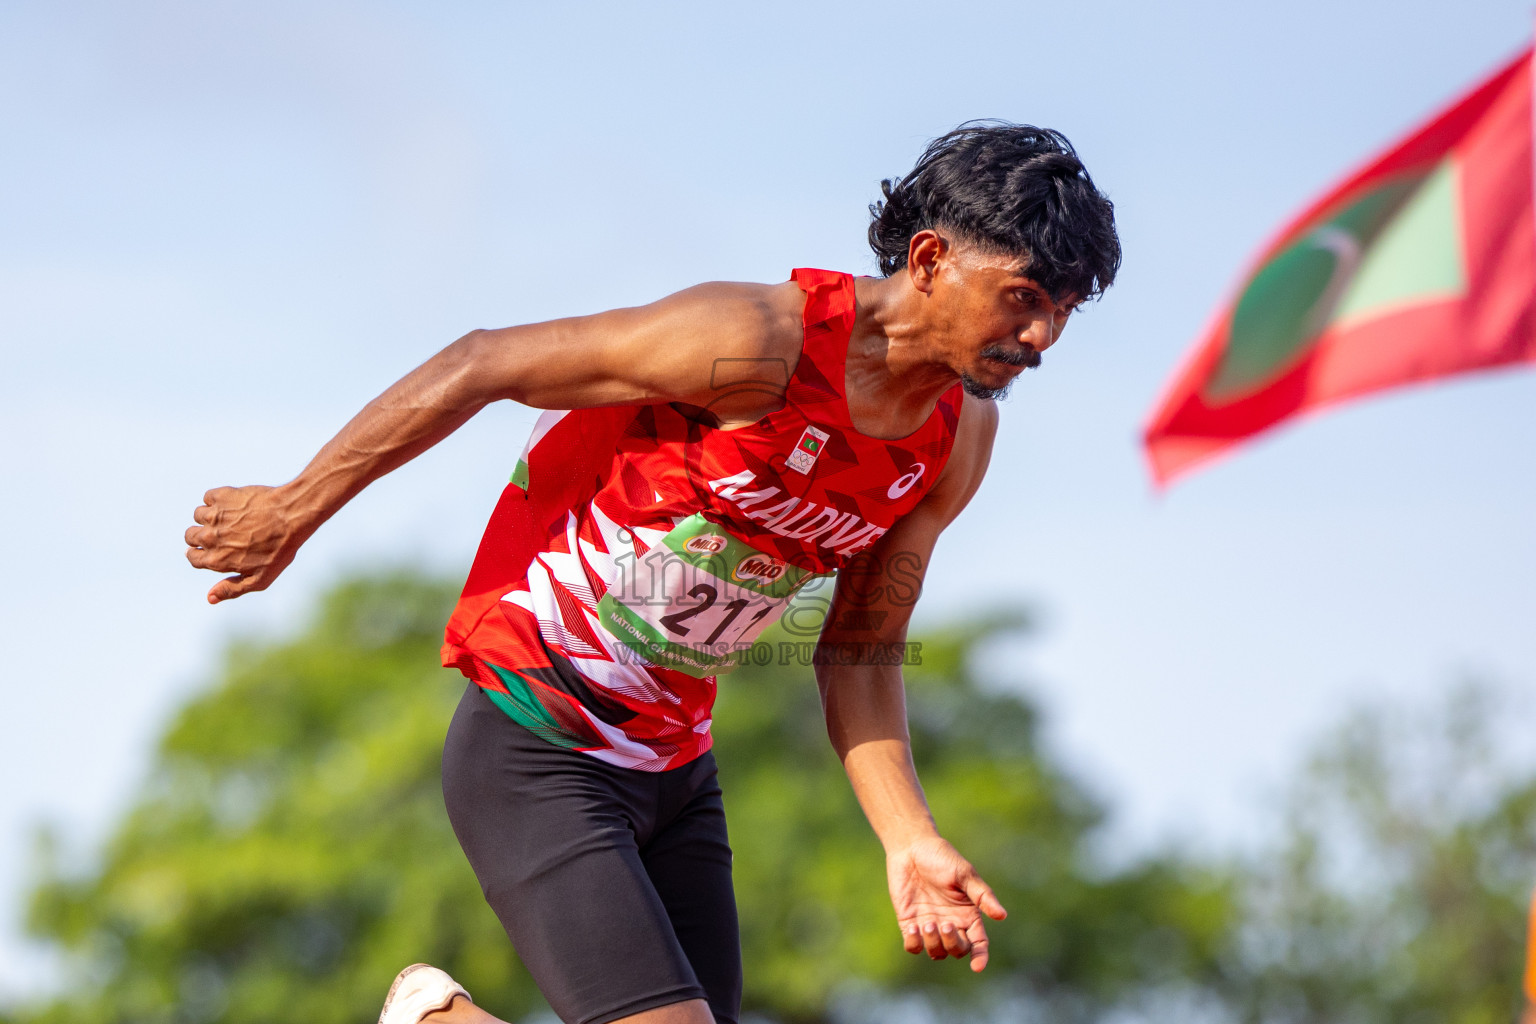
[718, 611, 1234, 1022]
[11, 571, 1234, 1024]
[1224, 682, 1536, 1024]
[21, 572, 528, 1024]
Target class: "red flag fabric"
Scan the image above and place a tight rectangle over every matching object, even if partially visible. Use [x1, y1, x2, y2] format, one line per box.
[1143, 44, 1536, 485]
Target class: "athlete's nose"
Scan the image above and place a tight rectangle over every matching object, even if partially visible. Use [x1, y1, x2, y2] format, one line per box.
[1017, 311, 1060, 352]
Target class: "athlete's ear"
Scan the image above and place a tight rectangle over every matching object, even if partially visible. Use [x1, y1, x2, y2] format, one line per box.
[906, 230, 948, 295]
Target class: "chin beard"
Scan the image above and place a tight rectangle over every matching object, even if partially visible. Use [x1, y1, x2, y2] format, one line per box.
[960, 373, 1015, 401]
[963, 344, 1041, 400]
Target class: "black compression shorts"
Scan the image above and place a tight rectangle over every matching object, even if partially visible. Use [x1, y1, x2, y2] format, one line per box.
[442, 684, 741, 1024]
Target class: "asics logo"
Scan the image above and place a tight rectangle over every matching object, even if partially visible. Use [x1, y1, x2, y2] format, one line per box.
[887, 463, 926, 499]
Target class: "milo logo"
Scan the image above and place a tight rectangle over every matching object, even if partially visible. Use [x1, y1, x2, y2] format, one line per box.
[684, 534, 728, 556]
[732, 553, 786, 586]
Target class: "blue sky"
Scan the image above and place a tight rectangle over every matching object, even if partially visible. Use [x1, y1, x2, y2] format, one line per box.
[2, 0, 1534, 1002]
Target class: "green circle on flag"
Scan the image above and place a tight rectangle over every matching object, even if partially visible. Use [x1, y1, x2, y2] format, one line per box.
[1205, 234, 1351, 401]
[1204, 177, 1420, 403]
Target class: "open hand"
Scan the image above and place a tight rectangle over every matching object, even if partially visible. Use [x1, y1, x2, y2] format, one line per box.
[887, 835, 1007, 972]
[185, 485, 304, 604]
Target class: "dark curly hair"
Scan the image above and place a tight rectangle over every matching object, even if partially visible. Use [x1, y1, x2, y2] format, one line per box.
[868, 122, 1121, 301]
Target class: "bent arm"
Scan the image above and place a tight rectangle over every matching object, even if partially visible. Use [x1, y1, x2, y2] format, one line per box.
[186, 329, 511, 604]
[186, 282, 802, 603]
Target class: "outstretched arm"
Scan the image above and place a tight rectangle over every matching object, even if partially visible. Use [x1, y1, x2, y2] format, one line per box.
[186, 282, 803, 603]
[815, 394, 1004, 971]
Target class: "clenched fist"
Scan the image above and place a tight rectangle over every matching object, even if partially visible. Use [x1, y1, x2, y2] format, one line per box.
[185, 484, 308, 604]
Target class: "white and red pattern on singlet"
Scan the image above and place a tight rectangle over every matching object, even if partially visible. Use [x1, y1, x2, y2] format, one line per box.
[442, 269, 963, 770]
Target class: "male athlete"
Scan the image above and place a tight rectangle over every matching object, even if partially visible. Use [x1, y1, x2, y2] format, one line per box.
[186, 123, 1120, 1024]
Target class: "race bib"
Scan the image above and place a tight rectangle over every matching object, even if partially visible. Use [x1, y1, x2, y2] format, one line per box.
[597, 514, 828, 677]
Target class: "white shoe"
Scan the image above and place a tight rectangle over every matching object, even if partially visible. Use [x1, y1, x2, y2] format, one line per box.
[378, 963, 472, 1024]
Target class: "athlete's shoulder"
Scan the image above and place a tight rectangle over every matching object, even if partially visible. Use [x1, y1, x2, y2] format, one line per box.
[957, 391, 1000, 439]
[652, 279, 806, 363]
[920, 393, 998, 521]
[626, 279, 808, 420]
[952, 392, 999, 466]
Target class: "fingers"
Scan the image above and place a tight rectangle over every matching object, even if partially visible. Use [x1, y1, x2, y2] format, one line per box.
[891, 843, 1004, 970]
[194, 488, 233, 529]
[939, 922, 971, 958]
[208, 573, 260, 605]
[964, 876, 1008, 921]
[966, 918, 991, 973]
[902, 921, 947, 960]
[920, 922, 947, 960]
[187, 484, 290, 604]
[902, 920, 975, 962]
[187, 502, 221, 571]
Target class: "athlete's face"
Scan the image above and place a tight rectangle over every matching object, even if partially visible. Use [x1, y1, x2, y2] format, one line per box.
[913, 234, 1079, 400]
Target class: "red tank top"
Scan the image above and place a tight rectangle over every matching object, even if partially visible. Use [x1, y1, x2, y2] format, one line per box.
[442, 269, 964, 770]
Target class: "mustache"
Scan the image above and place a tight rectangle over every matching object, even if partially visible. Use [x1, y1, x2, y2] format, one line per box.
[979, 343, 1042, 369]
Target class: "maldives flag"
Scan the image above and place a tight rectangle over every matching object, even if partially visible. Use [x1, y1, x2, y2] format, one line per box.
[1143, 44, 1536, 484]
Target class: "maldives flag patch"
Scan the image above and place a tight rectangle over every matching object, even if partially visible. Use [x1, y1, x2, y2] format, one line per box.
[786, 425, 830, 474]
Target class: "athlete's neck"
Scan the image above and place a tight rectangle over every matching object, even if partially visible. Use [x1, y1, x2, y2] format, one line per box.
[844, 275, 964, 440]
